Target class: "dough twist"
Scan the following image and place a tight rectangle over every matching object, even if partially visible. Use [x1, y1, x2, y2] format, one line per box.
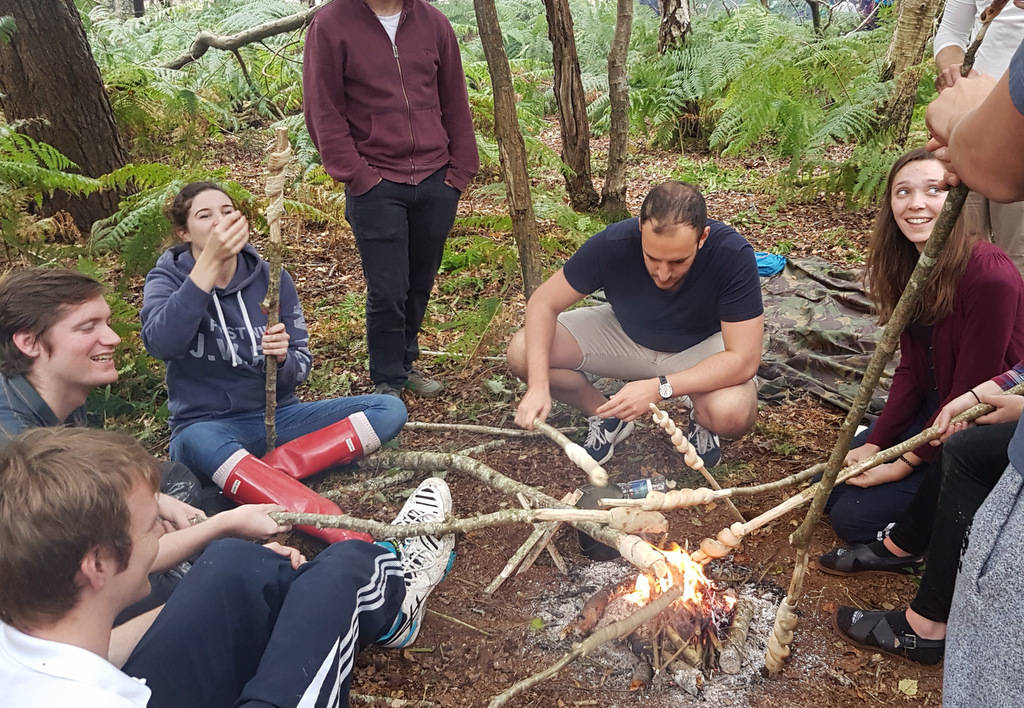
[690, 522, 745, 564]
[637, 488, 717, 511]
[764, 598, 799, 674]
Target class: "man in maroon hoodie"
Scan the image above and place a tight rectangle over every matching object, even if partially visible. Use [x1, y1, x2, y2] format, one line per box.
[303, 0, 479, 398]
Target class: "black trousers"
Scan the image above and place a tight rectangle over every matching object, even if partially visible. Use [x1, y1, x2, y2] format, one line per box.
[886, 422, 1015, 623]
[826, 410, 932, 544]
[124, 539, 404, 708]
[345, 167, 461, 386]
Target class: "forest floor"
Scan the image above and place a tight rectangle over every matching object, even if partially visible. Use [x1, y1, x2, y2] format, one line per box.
[150, 128, 940, 706]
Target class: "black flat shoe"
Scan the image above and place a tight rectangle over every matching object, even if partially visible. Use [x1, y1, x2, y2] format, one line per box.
[818, 543, 923, 577]
[834, 607, 944, 666]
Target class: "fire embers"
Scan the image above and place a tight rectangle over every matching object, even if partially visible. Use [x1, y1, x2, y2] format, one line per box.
[563, 544, 749, 696]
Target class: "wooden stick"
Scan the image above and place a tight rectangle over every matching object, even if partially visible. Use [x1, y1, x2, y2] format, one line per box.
[261, 127, 292, 452]
[361, 450, 672, 578]
[404, 421, 582, 436]
[649, 403, 745, 523]
[488, 584, 685, 707]
[532, 418, 608, 487]
[687, 385, 1024, 564]
[516, 490, 582, 577]
[271, 506, 667, 539]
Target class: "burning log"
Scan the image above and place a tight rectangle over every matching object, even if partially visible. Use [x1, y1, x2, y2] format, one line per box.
[649, 403, 745, 522]
[532, 418, 609, 487]
[488, 582, 685, 707]
[562, 576, 639, 639]
[718, 598, 754, 674]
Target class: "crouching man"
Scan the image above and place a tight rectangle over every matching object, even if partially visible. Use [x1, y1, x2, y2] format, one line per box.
[0, 427, 455, 707]
[508, 181, 763, 466]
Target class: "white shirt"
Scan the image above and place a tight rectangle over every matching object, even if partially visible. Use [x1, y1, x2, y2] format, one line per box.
[933, 0, 1024, 79]
[0, 622, 150, 708]
[377, 11, 401, 45]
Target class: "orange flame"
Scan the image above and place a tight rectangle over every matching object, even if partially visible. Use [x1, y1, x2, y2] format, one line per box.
[622, 543, 737, 612]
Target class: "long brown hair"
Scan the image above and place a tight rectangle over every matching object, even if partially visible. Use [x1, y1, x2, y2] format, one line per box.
[865, 148, 979, 325]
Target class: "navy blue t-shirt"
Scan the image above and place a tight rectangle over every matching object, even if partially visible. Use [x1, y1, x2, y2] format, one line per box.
[562, 217, 763, 353]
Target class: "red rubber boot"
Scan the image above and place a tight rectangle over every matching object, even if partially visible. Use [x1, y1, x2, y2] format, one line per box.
[213, 450, 372, 544]
[261, 412, 381, 480]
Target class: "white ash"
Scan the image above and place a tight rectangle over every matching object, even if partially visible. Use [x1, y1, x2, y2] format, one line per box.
[525, 556, 788, 707]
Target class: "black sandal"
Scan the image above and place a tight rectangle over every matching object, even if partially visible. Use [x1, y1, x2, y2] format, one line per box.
[834, 607, 944, 666]
[818, 544, 923, 577]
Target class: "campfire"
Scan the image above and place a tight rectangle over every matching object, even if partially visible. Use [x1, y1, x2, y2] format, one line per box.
[561, 544, 757, 695]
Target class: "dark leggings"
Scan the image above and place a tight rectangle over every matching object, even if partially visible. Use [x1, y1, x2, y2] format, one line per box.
[885, 422, 1015, 623]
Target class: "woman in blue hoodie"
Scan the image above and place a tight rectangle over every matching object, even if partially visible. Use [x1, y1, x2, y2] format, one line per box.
[141, 182, 408, 545]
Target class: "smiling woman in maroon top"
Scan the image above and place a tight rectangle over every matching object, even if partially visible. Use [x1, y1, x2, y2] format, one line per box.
[825, 148, 1024, 544]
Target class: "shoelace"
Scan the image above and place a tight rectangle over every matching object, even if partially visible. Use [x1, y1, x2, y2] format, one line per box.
[585, 416, 608, 447]
[690, 423, 717, 454]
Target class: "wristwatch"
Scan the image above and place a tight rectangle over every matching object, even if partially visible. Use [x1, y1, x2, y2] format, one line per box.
[658, 375, 673, 400]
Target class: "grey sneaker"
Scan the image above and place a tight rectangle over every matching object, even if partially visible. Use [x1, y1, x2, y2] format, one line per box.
[582, 415, 635, 465]
[686, 416, 721, 468]
[378, 478, 455, 648]
[403, 368, 444, 397]
[373, 382, 403, 398]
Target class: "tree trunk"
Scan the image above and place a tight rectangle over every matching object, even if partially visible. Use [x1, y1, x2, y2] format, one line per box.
[473, 0, 544, 298]
[878, 0, 943, 144]
[133, 0, 145, 17]
[0, 0, 127, 230]
[806, 0, 821, 33]
[601, 0, 632, 221]
[543, 0, 599, 212]
[657, 0, 691, 54]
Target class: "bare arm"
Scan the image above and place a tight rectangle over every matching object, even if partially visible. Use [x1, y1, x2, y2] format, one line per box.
[152, 504, 291, 573]
[514, 269, 586, 429]
[596, 315, 764, 421]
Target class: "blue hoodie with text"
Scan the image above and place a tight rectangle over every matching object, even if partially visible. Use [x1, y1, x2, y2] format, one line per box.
[141, 244, 312, 436]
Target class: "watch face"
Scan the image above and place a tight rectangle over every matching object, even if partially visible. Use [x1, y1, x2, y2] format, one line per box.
[659, 382, 672, 399]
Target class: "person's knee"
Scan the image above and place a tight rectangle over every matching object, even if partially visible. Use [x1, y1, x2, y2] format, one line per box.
[699, 399, 757, 438]
[506, 328, 528, 380]
[366, 396, 408, 440]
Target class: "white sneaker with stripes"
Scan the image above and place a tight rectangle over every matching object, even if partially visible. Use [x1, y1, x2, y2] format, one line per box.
[378, 477, 455, 648]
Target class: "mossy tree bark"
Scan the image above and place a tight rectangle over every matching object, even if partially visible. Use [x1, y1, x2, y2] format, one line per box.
[878, 0, 944, 144]
[542, 0, 599, 212]
[0, 0, 127, 230]
[473, 0, 544, 297]
[601, 0, 632, 221]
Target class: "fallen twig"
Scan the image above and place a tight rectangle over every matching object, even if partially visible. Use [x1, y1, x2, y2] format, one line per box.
[426, 608, 493, 637]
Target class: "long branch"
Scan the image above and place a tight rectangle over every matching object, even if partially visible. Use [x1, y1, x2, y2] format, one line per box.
[270, 505, 667, 537]
[162, 4, 324, 70]
[403, 421, 582, 437]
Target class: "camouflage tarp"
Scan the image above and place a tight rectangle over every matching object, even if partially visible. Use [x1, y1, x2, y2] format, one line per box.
[757, 257, 892, 416]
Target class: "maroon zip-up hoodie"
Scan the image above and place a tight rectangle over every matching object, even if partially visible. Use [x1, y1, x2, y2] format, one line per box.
[303, 0, 479, 196]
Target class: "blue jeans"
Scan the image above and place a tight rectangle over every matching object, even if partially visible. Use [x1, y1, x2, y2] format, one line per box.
[124, 539, 404, 708]
[169, 395, 407, 480]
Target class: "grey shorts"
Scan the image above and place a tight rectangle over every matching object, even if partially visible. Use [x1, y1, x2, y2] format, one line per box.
[557, 304, 725, 380]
